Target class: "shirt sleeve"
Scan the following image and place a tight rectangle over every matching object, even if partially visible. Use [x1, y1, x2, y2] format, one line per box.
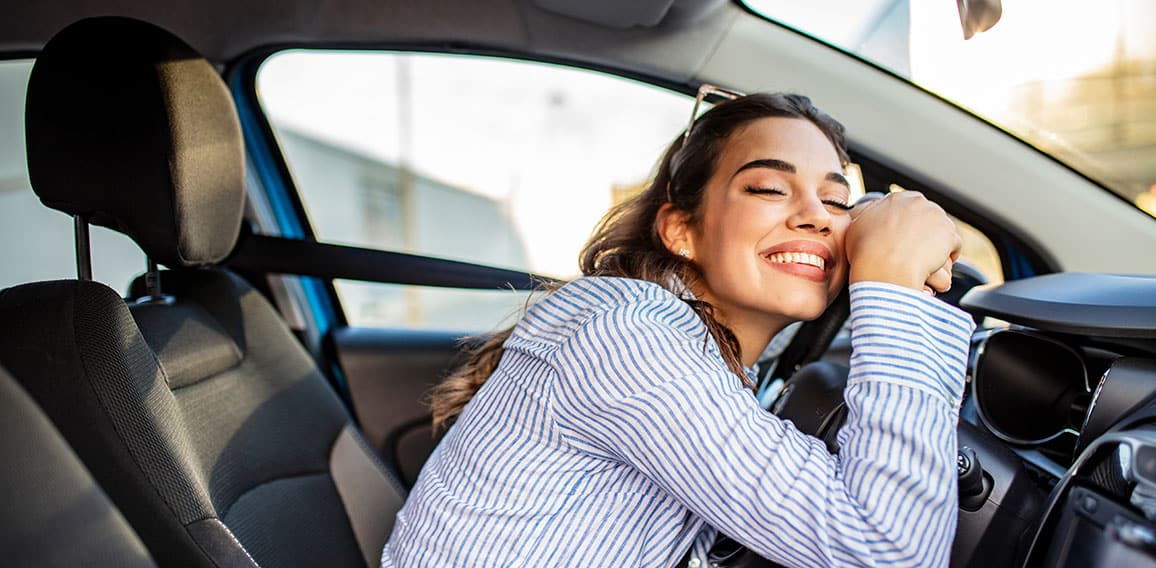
[547, 282, 975, 567]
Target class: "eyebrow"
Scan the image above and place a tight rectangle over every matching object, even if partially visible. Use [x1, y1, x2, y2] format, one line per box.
[734, 158, 850, 189]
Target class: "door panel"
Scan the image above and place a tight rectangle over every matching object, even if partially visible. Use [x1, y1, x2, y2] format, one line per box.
[331, 327, 471, 487]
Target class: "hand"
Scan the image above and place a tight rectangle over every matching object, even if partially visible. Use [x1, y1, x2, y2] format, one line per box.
[845, 191, 961, 294]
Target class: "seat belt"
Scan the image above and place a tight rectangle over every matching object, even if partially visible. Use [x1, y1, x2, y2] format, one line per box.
[226, 231, 548, 291]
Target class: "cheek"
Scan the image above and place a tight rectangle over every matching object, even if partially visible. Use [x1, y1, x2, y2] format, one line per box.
[698, 204, 757, 257]
[831, 216, 851, 258]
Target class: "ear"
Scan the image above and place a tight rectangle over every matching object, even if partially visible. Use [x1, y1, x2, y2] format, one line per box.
[657, 203, 695, 257]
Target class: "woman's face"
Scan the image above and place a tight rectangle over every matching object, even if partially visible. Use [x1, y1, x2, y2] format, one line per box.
[686, 117, 852, 335]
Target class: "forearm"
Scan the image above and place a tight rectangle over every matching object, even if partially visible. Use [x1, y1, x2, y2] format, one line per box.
[700, 283, 972, 566]
[831, 281, 974, 565]
[550, 289, 974, 566]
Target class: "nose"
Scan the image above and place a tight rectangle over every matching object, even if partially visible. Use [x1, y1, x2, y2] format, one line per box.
[786, 193, 832, 234]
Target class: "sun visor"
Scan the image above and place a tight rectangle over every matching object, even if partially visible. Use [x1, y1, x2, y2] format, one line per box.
[533, 0, 724, 28]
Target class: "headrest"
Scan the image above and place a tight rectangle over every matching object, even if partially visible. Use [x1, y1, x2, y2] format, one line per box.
[25, 17, 245, 268]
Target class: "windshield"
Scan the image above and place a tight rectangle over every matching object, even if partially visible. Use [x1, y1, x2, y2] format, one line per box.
[742, 0, 1156, 219]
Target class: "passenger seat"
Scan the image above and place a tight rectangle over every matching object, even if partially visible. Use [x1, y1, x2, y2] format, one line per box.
[0, 16, 404, 568]
[0, 363, 154, 567]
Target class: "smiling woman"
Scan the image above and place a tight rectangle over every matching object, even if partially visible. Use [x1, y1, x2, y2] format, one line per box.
[659, 116, 854, 359]
[384, 91, 974, 567]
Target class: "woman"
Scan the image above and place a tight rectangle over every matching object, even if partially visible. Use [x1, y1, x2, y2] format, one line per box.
[382, 91, 973, 567]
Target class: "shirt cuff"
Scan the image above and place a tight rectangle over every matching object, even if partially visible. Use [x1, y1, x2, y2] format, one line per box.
[847, 281, 976, 408]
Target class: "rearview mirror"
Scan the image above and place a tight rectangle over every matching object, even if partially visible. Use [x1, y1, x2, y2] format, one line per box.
[956, 0, 1002, 39]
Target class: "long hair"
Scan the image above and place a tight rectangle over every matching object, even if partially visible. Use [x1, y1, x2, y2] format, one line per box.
[431, 92, 849, 429]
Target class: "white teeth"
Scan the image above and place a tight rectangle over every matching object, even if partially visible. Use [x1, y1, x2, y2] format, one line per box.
[766, 252, 825, 270]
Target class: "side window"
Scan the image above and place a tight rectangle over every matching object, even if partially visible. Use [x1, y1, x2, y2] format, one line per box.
[0, 59, 144, 292]
[256, 51, 691, 330]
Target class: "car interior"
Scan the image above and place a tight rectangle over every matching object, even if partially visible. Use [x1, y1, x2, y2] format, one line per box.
[1, 0, 1155, 567]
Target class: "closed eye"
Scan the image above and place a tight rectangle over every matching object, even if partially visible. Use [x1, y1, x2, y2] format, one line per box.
[746, 186, 850, 211]
[745, 186, 786, 196]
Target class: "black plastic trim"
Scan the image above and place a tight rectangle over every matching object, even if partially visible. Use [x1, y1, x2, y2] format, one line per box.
[962, 273, 1156, 339]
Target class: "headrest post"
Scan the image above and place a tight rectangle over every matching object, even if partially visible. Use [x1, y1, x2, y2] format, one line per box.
[137, 258, 175, 306]
[74, 215, 92, 281]
[146, 259, 161, 298]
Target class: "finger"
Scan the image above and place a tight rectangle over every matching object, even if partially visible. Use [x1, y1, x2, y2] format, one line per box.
[950, 232, 963, 262]
[849, 199, 876, 220]
[925, 265, 953, 293]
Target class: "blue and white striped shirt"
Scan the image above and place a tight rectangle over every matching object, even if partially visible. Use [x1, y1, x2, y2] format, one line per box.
[383, 276, 975, 567]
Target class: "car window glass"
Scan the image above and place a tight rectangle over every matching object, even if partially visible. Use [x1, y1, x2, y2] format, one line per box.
[0, 59, 145, 292]
[256, 51, 692, 329]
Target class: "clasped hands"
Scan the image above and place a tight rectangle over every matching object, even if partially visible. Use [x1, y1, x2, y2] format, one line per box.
[845, 191, 962, 296]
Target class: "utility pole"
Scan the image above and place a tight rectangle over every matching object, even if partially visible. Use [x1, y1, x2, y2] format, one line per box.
[396, 56, 421, 326]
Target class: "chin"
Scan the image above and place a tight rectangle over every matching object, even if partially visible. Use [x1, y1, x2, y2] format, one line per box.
[788, 284, 845, 320]
[784, 305, 827, 322]
[765, 294, 831, 323]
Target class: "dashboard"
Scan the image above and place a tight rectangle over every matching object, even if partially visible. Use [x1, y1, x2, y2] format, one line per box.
[960, 273, 1156, 566]
[771, 273, 1156, 567]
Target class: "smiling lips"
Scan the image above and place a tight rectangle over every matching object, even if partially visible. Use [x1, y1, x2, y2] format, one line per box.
[760, 241, 834, 282]
[764, 251, 825, 271]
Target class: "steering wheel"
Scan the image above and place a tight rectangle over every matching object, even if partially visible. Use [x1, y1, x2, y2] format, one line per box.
[678, 363, 849, 568]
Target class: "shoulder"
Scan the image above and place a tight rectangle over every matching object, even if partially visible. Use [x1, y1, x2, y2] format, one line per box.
[545, 279, 735, 416]
[559, 276, 677, 307]
[511, 276, 704, 349]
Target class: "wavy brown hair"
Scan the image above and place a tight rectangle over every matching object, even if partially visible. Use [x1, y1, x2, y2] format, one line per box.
[431, 92, 849, 429]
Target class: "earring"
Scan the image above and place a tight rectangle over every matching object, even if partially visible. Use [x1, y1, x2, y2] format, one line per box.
[678, 248, 691, 258]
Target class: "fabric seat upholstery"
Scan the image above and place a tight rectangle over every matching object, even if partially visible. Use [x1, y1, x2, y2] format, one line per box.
[0, 16, 405, 567]
[0, 363, 155, 568]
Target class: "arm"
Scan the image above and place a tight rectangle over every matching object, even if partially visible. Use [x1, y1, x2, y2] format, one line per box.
[548, 286, 973, 567]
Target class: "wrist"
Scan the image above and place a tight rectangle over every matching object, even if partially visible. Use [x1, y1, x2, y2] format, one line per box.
[848, 265, 924, 291]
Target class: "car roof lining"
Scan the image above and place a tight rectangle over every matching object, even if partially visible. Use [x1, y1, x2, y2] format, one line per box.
[2, 0, 735, 79]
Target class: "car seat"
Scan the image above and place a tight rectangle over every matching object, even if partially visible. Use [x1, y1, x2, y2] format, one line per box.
[0, 16, 405, 568]
[0, 363, 155, 567]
